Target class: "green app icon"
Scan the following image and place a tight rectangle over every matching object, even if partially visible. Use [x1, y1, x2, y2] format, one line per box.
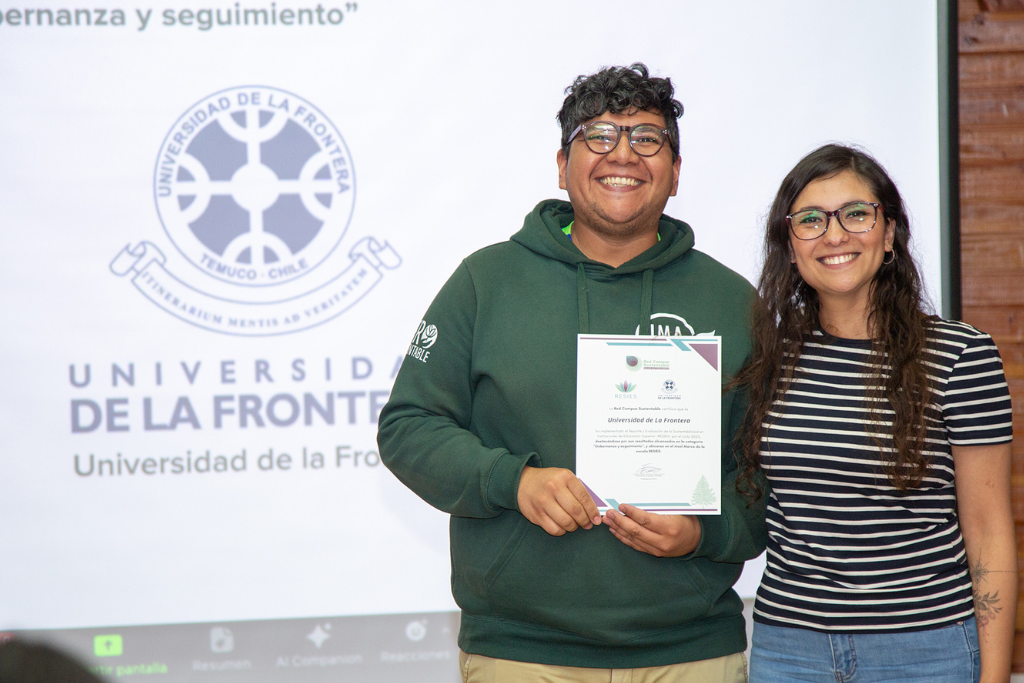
[94, 635, 123, 657]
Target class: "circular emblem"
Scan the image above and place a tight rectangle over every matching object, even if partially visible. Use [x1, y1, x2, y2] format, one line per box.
[154, 86, 355, 292]
[405, 621, 427, 642]
[422, 324, 438, 348]
[625, 355, 640, 372]
[662, 380, 677, 393]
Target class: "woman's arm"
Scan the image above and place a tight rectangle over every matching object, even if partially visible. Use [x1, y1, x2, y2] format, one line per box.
[954, 442, 1017, 683]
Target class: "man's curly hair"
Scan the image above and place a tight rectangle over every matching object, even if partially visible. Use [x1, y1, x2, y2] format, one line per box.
[557, 63, 684, 160]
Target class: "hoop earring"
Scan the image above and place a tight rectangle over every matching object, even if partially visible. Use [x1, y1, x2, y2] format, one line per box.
[883, 250, 895, 265]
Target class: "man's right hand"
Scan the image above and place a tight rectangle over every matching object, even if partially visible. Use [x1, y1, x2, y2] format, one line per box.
[516, 466, 602, 536]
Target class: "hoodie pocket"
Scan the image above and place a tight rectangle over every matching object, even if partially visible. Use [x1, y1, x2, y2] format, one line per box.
[476, 525, 719, 638]
[481, 516, 531, 590]
[681, 559, 713, 613]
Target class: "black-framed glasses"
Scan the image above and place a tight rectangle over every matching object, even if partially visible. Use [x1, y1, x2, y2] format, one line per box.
[566, 121, 670, 157]
[786, 202, 880, 241]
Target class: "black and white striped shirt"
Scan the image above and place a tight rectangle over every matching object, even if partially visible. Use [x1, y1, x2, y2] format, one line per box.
[753, 319, 1013, 632]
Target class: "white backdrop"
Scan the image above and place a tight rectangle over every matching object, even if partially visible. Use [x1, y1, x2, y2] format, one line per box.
[0, 0, 940, 630]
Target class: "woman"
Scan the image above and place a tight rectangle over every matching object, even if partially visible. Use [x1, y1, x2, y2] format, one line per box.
[738, 144, 1015, 682]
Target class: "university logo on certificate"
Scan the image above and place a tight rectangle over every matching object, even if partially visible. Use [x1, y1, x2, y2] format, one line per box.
[575, 335, 722, 515]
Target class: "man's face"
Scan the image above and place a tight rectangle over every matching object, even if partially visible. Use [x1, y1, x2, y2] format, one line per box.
[557, 109, 680, 239]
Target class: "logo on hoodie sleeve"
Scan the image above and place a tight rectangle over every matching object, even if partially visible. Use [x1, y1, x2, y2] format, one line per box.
[406, 319, 438, 363]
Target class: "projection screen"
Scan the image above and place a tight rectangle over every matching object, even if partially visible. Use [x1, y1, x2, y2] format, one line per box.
[0, 1, 949, 680]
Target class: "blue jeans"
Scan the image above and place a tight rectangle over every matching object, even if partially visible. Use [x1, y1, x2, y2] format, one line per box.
[749, 618, 980, 683]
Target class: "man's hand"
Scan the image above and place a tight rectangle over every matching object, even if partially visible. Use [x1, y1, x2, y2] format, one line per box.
[604, 504, 701, 557]
[517, 466, 602, 536]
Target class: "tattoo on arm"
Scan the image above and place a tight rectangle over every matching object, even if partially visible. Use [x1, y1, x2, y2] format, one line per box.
[971, 560, 1005, 628]
[970, 560, 990, 584]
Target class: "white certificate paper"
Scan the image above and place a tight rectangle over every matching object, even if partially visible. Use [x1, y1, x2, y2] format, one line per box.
[575, 335, 722, 515]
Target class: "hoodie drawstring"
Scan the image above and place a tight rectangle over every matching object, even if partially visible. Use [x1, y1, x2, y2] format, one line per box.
[638, 269, 653, 336]
[576, 263, 590, 334]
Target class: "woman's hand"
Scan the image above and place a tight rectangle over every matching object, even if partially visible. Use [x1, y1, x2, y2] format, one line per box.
[603, 504, 701, 557]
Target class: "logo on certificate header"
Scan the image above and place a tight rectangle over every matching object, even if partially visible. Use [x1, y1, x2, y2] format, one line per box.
[625, 355, 670, 371]
[110, 85, 401, 336]
[659, 378, 682, 400]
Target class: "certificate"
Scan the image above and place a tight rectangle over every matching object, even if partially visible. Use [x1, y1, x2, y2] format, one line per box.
[575, 335, 722, 515]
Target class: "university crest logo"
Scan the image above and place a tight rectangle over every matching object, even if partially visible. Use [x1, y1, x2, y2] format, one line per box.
[111, 85, 400, 336]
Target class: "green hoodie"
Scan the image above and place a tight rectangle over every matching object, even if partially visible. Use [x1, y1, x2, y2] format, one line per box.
[378, 199, 766, 668]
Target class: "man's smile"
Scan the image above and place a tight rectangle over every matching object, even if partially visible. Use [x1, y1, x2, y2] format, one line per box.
[598, 176, 643, 188]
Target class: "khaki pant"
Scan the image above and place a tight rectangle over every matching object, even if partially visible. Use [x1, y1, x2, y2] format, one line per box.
[459, 651, 747, 683]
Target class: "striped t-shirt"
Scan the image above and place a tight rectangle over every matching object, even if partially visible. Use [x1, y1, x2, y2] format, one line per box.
[753, 319, 1013, 632]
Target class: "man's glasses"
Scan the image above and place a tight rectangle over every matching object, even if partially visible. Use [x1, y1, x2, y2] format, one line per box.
[566, 121, 670, 157]
[786, 202, 880, 241]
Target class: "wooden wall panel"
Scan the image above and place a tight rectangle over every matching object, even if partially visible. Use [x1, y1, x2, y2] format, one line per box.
[963, 0, 985, 21]
[960, 88, 1024, 127]
[961, 305, 1024, 335]
[960, 128, 1024, 162]
[979, 0, 1024, 13]
[1012, 379, 1024, 411]
[963, 273, 1024, 305]
[961, 53, 1024, 87]
[962, 203, 1024, 233]
[960, 233, 1024, 269]
[961, 14, 1024, 53]
[959, 0, 1024, 670]
[1000, 342, 1024, 367]
[961, 164, 1024, 202]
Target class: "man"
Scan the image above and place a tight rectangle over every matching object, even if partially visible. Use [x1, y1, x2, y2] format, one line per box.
[378, 63, 765, 682]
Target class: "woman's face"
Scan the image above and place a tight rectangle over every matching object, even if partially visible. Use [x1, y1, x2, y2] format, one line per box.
[788, 170, 894, 315]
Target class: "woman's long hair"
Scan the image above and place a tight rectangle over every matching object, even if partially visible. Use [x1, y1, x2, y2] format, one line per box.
[735, 144, 935, 498]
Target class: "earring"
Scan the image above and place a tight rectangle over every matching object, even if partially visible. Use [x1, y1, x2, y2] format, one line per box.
[883, 250, 895, 265]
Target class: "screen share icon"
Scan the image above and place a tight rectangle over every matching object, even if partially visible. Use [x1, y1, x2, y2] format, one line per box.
[93, 634, 123, 657]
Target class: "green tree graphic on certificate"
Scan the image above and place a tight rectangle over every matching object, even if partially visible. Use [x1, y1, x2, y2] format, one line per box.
[691, 475, 717, 507]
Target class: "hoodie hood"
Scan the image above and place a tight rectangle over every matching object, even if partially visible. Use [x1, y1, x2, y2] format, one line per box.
[510, 199, 697, 334]
[510, 198, 695, 274]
